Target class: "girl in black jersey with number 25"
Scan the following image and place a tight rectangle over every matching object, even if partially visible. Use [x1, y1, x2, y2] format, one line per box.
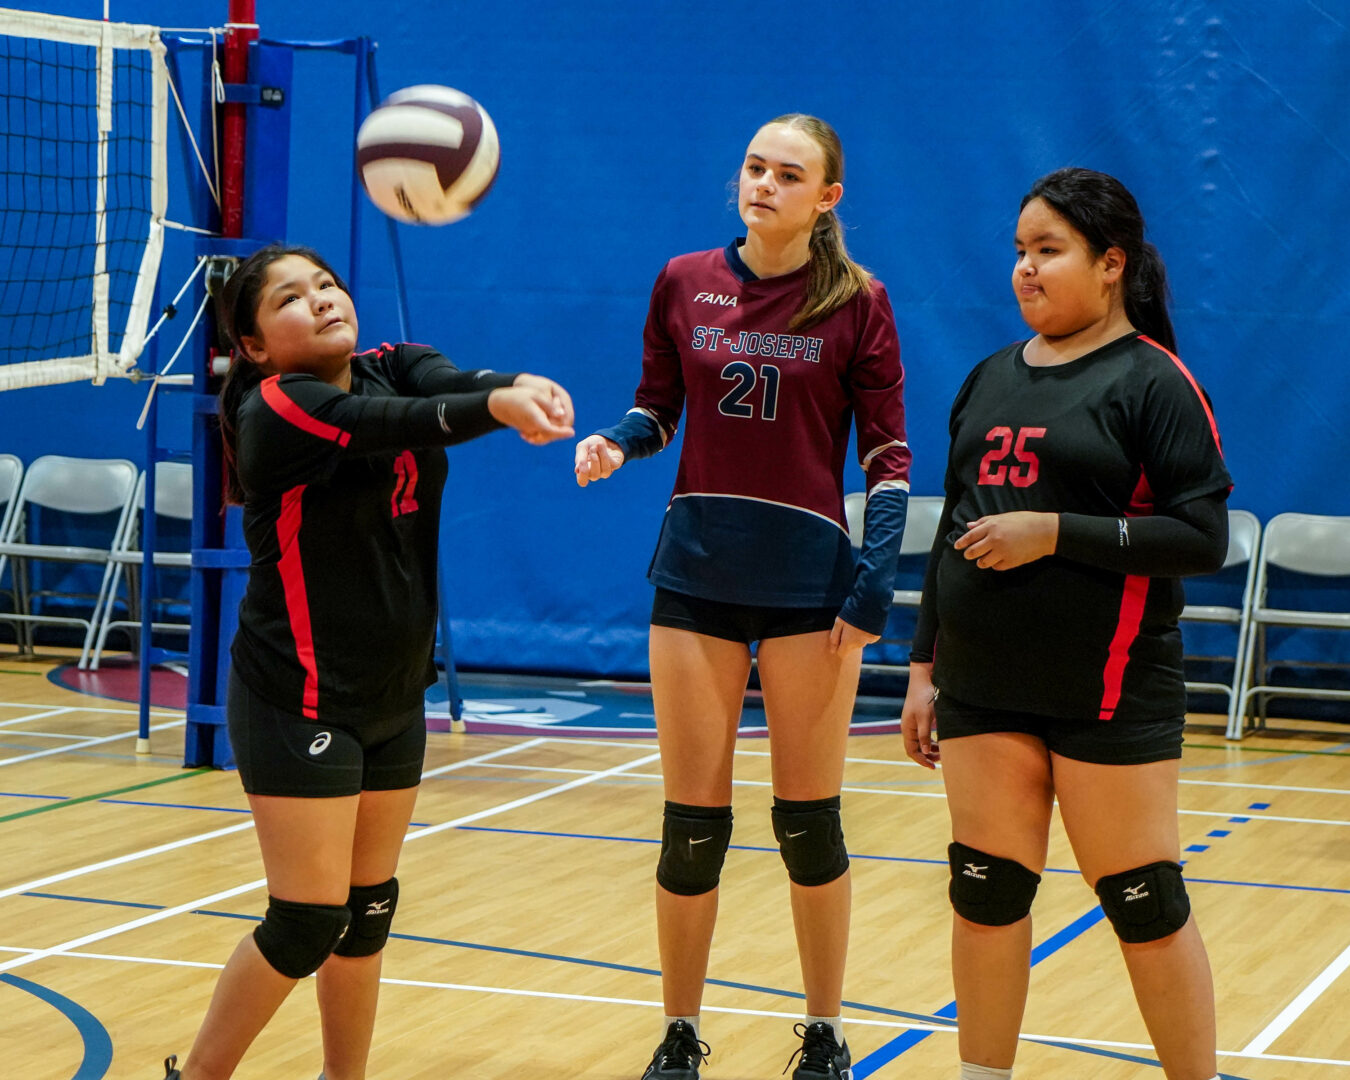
[160, 244, 573, 1080]
[902, 169, 1230, 1080]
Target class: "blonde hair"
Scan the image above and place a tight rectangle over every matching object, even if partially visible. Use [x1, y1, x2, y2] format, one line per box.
[765, 113, 872, 330]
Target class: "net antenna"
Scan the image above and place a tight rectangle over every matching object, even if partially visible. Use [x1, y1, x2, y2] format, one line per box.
[0, 7, 169, 389]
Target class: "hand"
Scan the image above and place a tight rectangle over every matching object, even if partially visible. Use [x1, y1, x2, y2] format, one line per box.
[574, 434, 625, 486]
[513, 373, 575, 430]
[954, 511, 1058, 571]
[487, 386, 576, 444]
[900, 662, 940, 769]
[829, 616, 880, 655]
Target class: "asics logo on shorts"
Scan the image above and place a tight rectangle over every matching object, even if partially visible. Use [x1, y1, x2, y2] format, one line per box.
[963, 863, 988, 880]
[308, 731, 333, 756]
[1123, 883, 1149, 901]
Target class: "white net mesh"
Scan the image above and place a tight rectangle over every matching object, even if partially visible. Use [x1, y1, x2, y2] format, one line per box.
[0, 7, 167, 389]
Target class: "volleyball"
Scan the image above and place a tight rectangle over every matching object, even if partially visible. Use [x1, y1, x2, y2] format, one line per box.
[356, 85, 500, 225]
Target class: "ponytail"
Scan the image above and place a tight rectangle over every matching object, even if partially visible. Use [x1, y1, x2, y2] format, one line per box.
[218, 357, 265, 505]
[1124, 240, 1175, 354]
[764, 113, 872, 331]
[794, 208, 873, 331]
[1022, 167, 1177, 353]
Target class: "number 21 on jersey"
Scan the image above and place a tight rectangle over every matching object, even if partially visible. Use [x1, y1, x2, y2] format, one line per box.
[718, 361, 780, 420]
[978, 426, 1045, 487]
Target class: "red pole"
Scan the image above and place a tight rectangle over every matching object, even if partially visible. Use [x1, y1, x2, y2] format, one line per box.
[221, 0, 257, 238]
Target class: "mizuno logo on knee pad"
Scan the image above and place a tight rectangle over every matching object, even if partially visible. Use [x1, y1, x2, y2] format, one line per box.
[962, 863, 988, 879]
[1123, 882, 1149, 900]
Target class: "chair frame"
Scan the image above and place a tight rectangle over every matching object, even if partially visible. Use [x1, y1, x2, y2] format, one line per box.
[1229, 512, 1350, 739]
[0, 455, 139, 669]
[0, 454, 24, 649]
[90, 462, 194, 670]
[1179, 508, 1261, 735]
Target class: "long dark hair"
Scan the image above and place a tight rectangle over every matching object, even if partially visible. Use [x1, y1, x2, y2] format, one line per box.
[764, 113, 872, 331]
[1021, 168, 1176, 354]
[217, 243, 349, 504]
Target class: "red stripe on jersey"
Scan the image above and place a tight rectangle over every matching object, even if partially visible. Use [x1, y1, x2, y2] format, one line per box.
[260, 376, 352, 447]
[1138, 336, 1224, 455]
[277, 484, 320, 719]
[1098, 573, 1150, 720]
[1099, 468, 1155, 719]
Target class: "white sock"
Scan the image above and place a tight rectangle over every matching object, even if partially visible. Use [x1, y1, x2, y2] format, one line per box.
[806, 1014, 845, 1044]
[960, 1063, 1013, 1080]
[663, 1014, 700, 1042]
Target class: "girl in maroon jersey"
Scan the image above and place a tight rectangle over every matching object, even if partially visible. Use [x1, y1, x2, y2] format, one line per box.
[576, 116, 910, 1080]
[902, 169, 1228, 1080]
[160, 244, 572, 1080]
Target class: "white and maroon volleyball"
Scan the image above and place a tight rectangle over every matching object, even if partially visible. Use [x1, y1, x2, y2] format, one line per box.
[356, 85, 500, 225]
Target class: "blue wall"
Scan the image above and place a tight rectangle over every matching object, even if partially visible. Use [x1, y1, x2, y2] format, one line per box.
[2, 1, 1346, 677]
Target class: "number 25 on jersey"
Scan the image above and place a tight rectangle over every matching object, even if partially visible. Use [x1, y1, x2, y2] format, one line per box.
[978, 426, 1045, 487]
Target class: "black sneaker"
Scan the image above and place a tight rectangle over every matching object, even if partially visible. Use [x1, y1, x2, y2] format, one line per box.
[162, 1056, 181, 1080]
[640, 1020, 711, 1080]
[784, 1021, 852, 1079]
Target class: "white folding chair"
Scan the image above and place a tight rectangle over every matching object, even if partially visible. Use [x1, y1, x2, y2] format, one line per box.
[1230, 512, 1350, 738]
[0, 455, 139, 668]
[844, 492, 945, 676]
[0, 454, 24, 647]
[90, 461, 194, 670]
[1179, 509, 1261, 732]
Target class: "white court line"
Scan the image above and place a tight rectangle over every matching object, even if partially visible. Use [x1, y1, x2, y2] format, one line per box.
[0, 730, 96, 741]
[0, 699, 182, 716]
[0, 707, 76, 729]
[0, 720, 185, 767]
[18, 943, 1350, 1067]
[0, 821, 258, 901]
[0, 747, 662, 974]
[1180, 778, 1350, 796]
[1241, 939, 1350, 1055]
[0, 740, 549, 900]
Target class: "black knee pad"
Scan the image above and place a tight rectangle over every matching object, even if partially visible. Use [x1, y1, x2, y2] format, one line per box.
[772, 796, 849, 887]
[333, 877, 399, 958]
[656, 801, 733, 896]
[1095, 861, 1191, 943]
[252, 896, 352, 978]
[948, 842, 1041, 926]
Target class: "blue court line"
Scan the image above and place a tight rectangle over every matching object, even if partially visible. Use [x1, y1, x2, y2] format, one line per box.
[853, 803, 1268, 1079]
[453, 824, 1350, 896]
[16, 889, 1256, 1077]
[1, 972, 113, 1080]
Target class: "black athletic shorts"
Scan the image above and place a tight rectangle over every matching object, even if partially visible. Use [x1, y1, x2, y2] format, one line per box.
[650, 587, 838, 645]
[934, 691, 1184, 765]
[227, 668, 427, 797]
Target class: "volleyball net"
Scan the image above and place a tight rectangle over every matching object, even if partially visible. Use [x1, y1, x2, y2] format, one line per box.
[0, 6, 167, 389]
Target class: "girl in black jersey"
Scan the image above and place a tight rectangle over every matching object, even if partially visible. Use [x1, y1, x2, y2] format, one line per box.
[575, 116, 910, 1080]
[901, 170, 1229, 1080]
[160, 244, 573, 1080]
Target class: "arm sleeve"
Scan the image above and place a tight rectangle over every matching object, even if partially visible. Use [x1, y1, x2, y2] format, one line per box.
[838, 283, 913, 635]
[593, 265, 684, 462]
[238, 373, 503, 494]
[393, 343, 519, 395]
[1056, 490, 1229, 576]
[1056, 352, 1232, 576]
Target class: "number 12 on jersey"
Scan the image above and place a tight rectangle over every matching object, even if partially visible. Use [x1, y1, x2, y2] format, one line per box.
[978, 426, 1045, 486]
[719, 361, 780, 420]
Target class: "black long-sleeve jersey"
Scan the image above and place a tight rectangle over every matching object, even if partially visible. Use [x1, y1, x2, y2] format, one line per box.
[914, 332, 1231, 722]
[229, 343, 516, 725]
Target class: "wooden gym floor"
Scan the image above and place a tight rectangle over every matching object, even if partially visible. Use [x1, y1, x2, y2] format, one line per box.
[0, 654, 1347, 1079]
